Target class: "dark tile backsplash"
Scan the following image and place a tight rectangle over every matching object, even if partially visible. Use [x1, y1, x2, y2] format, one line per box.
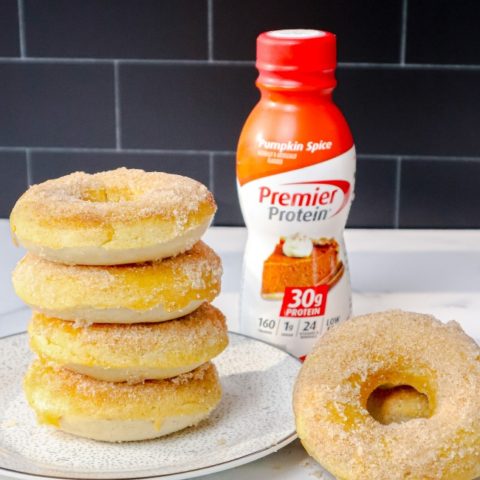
[24, 0, 208, 60]
[0, 0, 479, 228]
[213, 0, 403, 63]
[120, 64, 257, 150]
[212, 154, 244, 227]
[407, 0, 480, 65]
[0, 151, 28, 218]
[400, 159, 480, 228]
[347, 158, 398, 229]
[0, 63, 115, 147]
[335, 67, 480, 157]
[30, 151, 210, 186]
[0, 0, 20, 57]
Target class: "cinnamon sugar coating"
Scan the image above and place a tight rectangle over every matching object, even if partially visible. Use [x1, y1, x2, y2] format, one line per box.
[24, 360, 221, 427]
[10, 168, 216, 254]
[293, 310, 480, 480]
[28, 303, 228, 371]
[12, 241, 222, 319]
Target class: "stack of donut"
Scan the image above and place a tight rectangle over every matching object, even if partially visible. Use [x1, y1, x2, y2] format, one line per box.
[10, 168, 228, 442]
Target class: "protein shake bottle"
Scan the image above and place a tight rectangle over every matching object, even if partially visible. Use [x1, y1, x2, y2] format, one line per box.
[236, 29, 356, 359]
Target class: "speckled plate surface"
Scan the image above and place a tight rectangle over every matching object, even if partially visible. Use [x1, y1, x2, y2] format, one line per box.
[0, 331, 300, 480]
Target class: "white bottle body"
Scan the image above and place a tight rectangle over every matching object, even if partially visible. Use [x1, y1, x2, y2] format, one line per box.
[237, 146, 356, 358]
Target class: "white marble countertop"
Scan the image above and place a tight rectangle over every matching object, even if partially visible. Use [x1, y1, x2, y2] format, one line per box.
[1, 220, 480, 479]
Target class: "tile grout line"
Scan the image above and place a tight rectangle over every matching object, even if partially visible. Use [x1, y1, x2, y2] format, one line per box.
[356, 153, 480, 162]
[0, 57, 254, 66]
[0, 146, 237, 155]
[207, 0, 214, 62]
[400, 0, 408, 65]
[25, 148, 32, 185]
[338, 62, 480, 71]
[113, 60, 122, 150]
[17, 0, 26, 57]
[393, 157, 402, 228]
[0, 57, 112, 65]
[2, 146, 480, 163]
[208, 152, 215, 192]
[1, 55, 480, 70]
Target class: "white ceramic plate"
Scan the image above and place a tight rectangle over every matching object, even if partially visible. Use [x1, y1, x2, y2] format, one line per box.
[0, 331, 301, 480]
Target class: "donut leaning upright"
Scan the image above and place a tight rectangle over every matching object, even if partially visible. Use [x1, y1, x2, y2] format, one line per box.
[293, 310, 480, 480]
[11, 168, 228, 442]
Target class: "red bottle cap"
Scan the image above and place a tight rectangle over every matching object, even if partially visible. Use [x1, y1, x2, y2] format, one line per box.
[256, 29, 337, 89]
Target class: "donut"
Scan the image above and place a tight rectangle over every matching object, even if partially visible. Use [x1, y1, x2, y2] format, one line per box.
[24, 360, 222, 442]
[12, 241, 222, 323]
[10, 168, 216, 265]
[28, 304, 228, 383]
[293, 310, 480, 480]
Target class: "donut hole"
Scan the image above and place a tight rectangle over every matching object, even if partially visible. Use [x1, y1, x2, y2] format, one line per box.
[80, 187, 136, 203]
[366, 385, 431, 425]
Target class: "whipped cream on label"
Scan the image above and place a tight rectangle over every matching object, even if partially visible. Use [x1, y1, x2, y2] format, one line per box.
[282, 233, 313, 258]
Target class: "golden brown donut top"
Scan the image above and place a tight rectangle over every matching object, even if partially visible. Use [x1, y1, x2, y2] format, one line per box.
[11, 167, 216, 226]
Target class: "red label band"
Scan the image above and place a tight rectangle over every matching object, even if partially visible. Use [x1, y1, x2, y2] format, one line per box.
[279, 285, 329, 318]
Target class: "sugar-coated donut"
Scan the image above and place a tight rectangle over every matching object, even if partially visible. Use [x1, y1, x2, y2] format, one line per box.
[10, 168, 216, 265]
[28, 304, 228, 383]
[13, 242, 222, 323]
[24, 360, 222, 442]
[293, 310, 480, 480]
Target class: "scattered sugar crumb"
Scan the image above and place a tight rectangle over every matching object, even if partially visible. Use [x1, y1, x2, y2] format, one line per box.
[310, 470, 327, 479]
[1, 419, 17, 428]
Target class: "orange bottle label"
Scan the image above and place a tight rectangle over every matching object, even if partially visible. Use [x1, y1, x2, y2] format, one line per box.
[237, 100, 354, 186]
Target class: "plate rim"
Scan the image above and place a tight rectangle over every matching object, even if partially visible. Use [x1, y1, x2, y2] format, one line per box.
[0, 330, 301, 480]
